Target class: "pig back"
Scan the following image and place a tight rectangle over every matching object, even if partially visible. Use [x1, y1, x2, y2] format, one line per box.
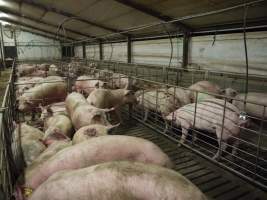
[24, 135, 172, 189]
[29, 161, 206, 200]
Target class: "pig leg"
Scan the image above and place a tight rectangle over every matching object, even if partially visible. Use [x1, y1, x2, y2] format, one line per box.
[178, 128, 189, 147]
[231, 139, 240, 158]
[213, 140, 227, 160]
[143, 108, 149, 122]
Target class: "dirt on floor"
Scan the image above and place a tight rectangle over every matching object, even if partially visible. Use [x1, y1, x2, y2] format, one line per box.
[0, 68, 12, 104]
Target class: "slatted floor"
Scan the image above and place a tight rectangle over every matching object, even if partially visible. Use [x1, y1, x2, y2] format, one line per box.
[112, 119, 267, 200]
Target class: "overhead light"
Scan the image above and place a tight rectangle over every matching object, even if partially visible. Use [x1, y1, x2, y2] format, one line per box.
[0, 20, 10, 26]
[0, 0, 9, 7]
[0, 12, 9, 18]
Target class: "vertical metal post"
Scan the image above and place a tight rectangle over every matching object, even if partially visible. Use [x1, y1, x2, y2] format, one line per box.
[99, 41, 103, 61]
[14, 30, 18, 59]
[82, 42, 86, 59]
[127, 36, 132, 63]
[182, 32, 189, 69]
[0, 23, 6, 69]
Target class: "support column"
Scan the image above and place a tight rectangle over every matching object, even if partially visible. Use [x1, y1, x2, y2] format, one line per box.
[127, 36, 132, 63]
[0, 23, 6, 69]
[182, 32, 189, 68]
[82, 42, 86, 59]
[99, 41, 103, 60]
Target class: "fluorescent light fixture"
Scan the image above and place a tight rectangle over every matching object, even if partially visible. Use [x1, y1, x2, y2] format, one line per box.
[0, 20, 10, 26]
[0, 0, 9, 6]
[0, 12, 8, 18]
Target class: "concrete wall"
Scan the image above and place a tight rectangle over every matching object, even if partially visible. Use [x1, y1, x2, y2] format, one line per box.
[103, 42, 127, 62]
[86, 44, 100, 60]
[132, 38, 183, 67]
[74, 45, 83, 58]
[189, 31, 267, 75]
[3, 27, 61, 60]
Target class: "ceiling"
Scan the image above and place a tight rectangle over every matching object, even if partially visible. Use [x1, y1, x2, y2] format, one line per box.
[0, 0, 266, 43]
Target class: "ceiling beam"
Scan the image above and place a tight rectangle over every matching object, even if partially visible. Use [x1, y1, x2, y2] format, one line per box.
[0, 8, 95, 38]
[114, 0, 191, 33]
[20, 0, 125, 34]
[0, 17, 76, 41]
[5, 24, 68, 42]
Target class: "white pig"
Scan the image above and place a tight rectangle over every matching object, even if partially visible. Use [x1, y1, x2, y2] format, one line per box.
[166, 98, 248, 159]
[72, 123, 119, 144]
[74, 75, 107, 96]
[29, 161, 206, 200]
[87, 89, 138, 122]
[22, 135, 173, 190]
[66, 92, 114, 130]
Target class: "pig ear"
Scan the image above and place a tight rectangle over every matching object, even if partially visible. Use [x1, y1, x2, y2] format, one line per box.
[85, 128, 97, 136]
[124, 90, 134, 96]
[220, 89, 226, 94]
[95, 82, 100, 88]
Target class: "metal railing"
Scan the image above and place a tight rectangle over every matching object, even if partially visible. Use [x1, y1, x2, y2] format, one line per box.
[0, 59, 19, 200]
[11, 58, 267, 193]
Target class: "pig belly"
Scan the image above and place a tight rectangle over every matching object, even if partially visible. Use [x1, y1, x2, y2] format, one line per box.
[29, 161, 206, 200]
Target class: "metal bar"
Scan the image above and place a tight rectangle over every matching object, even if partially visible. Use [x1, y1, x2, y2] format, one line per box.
[127, 36, 132, 63]
[22, 0, 125, 34]
[82, 42, 86, 59]
[0, 18, 76, 41]
[182, 32, 189, 69]
[99, 42, 103, 60]
[0, 8, 94, 38]
[114, 0, 191, 32]
[0, 23, 5, 69]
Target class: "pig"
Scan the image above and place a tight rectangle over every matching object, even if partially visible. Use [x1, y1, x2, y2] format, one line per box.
[166, 98, 248, 160]
[167, 87, 191, 106]
[25, 141, 72, 175]
[18, 77, 67, 112]
[16, 77, 44, 96]
[72, 123, 119, 144]
[17, 64, 37, 77]
[43, 114, 74, 146]
[188, 80, 237, 103]
[137, 89, 181, 122]
[12, 123, 46, 166]
[66, 92, 114, 130]
[28, 70, 47, 77]
[87, 89, 138, 122]
[22, 135, 172, 190]
[37, 63, 50, 71]
[233, 92, 267, 119]
[47, 64, 59, 76]
[74, 75, 107, 96]
[40, 102, 67, 120]
[29, 161, 206, 200]
[109, 73, 137, 90]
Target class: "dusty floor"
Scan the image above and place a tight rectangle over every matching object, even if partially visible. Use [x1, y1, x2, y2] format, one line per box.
[0, 68, 11, 104]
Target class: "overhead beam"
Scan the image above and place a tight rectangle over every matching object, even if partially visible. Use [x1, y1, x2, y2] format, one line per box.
[21, 0, 125, 34]
[114, 0, 191, 33]
[0, 17, 76, 41]
[5, 25, 69, 42]
[0, 8, 95, 38]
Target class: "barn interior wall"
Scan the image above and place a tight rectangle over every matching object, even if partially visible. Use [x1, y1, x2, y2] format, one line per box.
[78, 31, 267, 77]
[2, 27, 61, 61]
[189, 31, 267, 76]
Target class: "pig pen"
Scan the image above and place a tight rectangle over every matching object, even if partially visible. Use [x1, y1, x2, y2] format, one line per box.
[1, 59, 267, 199]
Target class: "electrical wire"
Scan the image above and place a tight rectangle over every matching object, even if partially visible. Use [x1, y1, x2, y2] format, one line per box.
[162, 23, 174, 83]
[243, 3, 249, 109]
